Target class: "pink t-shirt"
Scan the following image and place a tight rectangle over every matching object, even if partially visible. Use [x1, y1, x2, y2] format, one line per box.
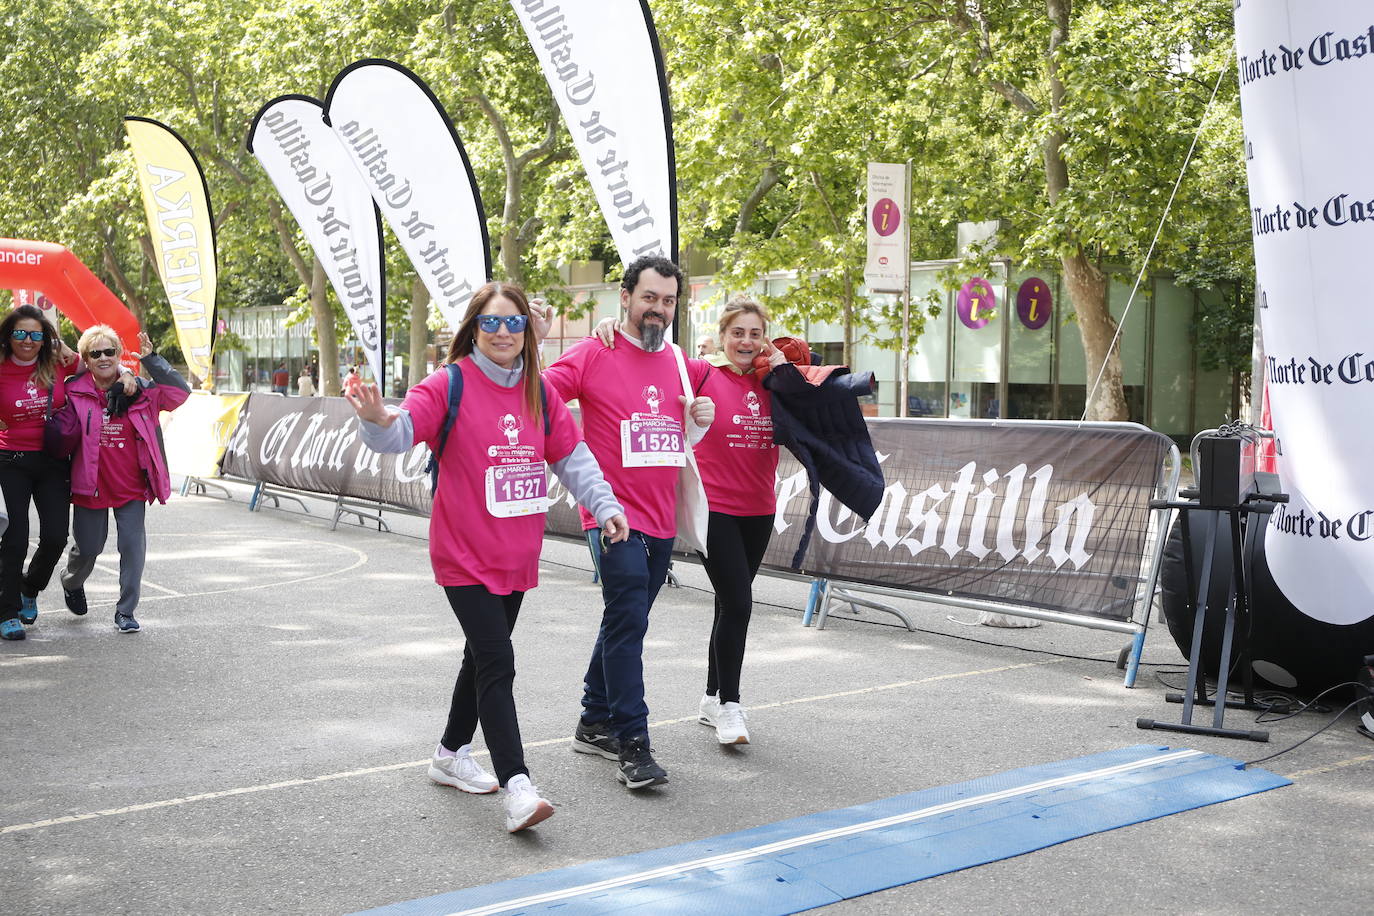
[403, 359, 581, 594]
[0, 360, 65, 451]
[543, 334, 711, 538]
[74, 391, 148, 510]
[694, 366, 778, 516]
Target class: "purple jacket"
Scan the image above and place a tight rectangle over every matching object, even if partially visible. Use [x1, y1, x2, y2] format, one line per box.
[57, 354, 191, 505]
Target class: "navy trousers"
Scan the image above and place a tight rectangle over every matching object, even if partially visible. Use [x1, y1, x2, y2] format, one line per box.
[579, 530, 674, 742]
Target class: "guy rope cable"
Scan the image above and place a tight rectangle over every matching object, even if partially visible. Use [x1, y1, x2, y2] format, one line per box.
[1080, 57, 1233, 423]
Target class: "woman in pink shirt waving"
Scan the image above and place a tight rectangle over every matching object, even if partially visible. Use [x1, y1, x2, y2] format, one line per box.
[348, 281, 628, 834]
[56, 328, 190, 633]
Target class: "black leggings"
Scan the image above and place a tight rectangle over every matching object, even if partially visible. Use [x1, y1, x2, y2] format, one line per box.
[441, 585, 527, 787]
[0, 451, 70, 622]
[698, 511, 774, 704]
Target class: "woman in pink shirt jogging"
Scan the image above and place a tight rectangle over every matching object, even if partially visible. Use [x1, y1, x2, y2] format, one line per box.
[348, 281, 628, 834]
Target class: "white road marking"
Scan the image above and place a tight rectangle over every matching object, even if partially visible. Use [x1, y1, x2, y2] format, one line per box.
[62, 535, 369, 609]
[0, 660, 1057, 836]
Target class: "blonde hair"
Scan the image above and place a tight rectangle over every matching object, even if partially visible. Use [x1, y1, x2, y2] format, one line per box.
[77, 324, 122, 359]
[718, 296, 769, 335]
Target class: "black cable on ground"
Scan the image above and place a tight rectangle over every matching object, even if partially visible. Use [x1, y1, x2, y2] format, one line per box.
[1152, 670, 1350, 718]
[1252, 681, 1358, 724]
[1243, 698, 1365, 769]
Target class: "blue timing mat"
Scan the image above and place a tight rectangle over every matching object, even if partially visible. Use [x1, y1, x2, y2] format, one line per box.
[354, 745, 1288, 916]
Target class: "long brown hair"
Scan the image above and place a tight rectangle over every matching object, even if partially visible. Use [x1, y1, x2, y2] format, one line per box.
[446, 281, 543, 418]
[0, 305, 61, 391]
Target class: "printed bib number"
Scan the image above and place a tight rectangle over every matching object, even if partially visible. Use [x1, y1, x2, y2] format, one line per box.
[484, 462, 549, 518]
[620, 416, 685, 468]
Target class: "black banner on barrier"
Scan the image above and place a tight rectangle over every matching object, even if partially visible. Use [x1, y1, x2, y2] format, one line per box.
[221, 397, 1169, 622]
[221, 393, 435, 514]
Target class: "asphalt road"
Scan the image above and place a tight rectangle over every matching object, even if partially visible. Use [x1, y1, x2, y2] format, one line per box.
[1, 483, 1369, 915]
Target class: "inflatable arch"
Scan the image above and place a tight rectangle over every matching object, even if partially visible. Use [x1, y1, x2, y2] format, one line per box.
[0, 238, 142, 353]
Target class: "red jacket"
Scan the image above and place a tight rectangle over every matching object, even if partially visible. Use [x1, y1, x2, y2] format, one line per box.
[56, 355, 191, 505]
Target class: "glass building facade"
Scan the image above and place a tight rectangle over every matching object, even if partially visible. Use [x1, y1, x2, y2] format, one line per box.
[216, 260, 1238, 442]
[215, 308, 317, 394]
[681, 260, 1237, 441]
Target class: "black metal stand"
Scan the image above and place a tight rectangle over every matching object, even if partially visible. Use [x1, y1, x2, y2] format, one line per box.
[1136, 488, 1285, 743]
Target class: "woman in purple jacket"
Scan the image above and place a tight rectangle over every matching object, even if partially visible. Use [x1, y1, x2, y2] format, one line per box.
[56, 328, 190, 632]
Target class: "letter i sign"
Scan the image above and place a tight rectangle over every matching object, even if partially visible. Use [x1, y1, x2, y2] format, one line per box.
[1017, 278, 1052, 330]
[872, 198, 900, 236]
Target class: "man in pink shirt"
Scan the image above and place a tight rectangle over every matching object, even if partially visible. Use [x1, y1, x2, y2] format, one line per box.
[542, 256, 714, 790]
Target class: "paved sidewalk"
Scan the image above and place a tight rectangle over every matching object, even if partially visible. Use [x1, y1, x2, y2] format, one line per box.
[1, 484, 1369, 915]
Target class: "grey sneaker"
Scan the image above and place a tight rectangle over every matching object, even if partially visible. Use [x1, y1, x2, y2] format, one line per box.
[571, 719, 620, 760]
[428, 744, 498, 794]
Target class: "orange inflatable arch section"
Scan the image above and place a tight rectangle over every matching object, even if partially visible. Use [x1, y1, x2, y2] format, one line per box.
[0, 238, 142, 352]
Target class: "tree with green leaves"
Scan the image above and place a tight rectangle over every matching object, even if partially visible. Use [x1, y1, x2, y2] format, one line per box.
[2, 0, 1253, 420]
[654, 0, 1249, 420]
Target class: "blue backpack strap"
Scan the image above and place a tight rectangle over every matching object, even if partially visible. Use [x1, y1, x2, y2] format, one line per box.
[539, 377, 551, 436]
[426, 362, 464, 495]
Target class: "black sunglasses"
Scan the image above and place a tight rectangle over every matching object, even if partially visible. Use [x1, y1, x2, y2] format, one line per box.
[86, 347, 120, 359]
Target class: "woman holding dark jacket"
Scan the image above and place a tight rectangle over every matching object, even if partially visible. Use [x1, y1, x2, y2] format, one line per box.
[56, 328, 190, 633]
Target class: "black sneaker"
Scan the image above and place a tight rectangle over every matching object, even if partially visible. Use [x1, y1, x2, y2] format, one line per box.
[616, 735, 668, 789]
[571, 719, 620, 760]
[115, 614, 140, 633]
[64, 587, 88, 617]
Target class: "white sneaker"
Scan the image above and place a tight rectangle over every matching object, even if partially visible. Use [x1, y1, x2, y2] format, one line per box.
[503, 774, 554, 833]
[428, 744, 498, 794]
[698, 693, 720, 727]
[715, 702, 750, 745]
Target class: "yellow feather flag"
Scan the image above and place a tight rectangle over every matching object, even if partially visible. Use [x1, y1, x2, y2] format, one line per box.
[125, 117, 217, 389]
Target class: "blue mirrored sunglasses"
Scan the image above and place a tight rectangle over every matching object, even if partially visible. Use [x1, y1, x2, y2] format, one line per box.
[477, 314, 528, 334]
[10, 329, 44, 342]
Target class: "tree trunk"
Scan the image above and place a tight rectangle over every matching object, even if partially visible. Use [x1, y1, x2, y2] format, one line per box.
[735, 164, 779, 237]
[269, 200, 340, 395]
[409, 278, 431, 388]
[1061, 249, 1128, 420]
[500, 167, 522, 284]
[844, 293, 854, 370]
[102, 233, 146, 323]
[470, 95, 561, 285]
[1042, 0, 1126, 421]
[311, 260, 341, 396]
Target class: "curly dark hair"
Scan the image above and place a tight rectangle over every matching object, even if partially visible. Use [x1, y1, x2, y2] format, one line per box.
[620, 255, 684, 300]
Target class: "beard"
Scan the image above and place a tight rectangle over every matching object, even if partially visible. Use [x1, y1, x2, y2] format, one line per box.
[638, 316, 666, 351]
